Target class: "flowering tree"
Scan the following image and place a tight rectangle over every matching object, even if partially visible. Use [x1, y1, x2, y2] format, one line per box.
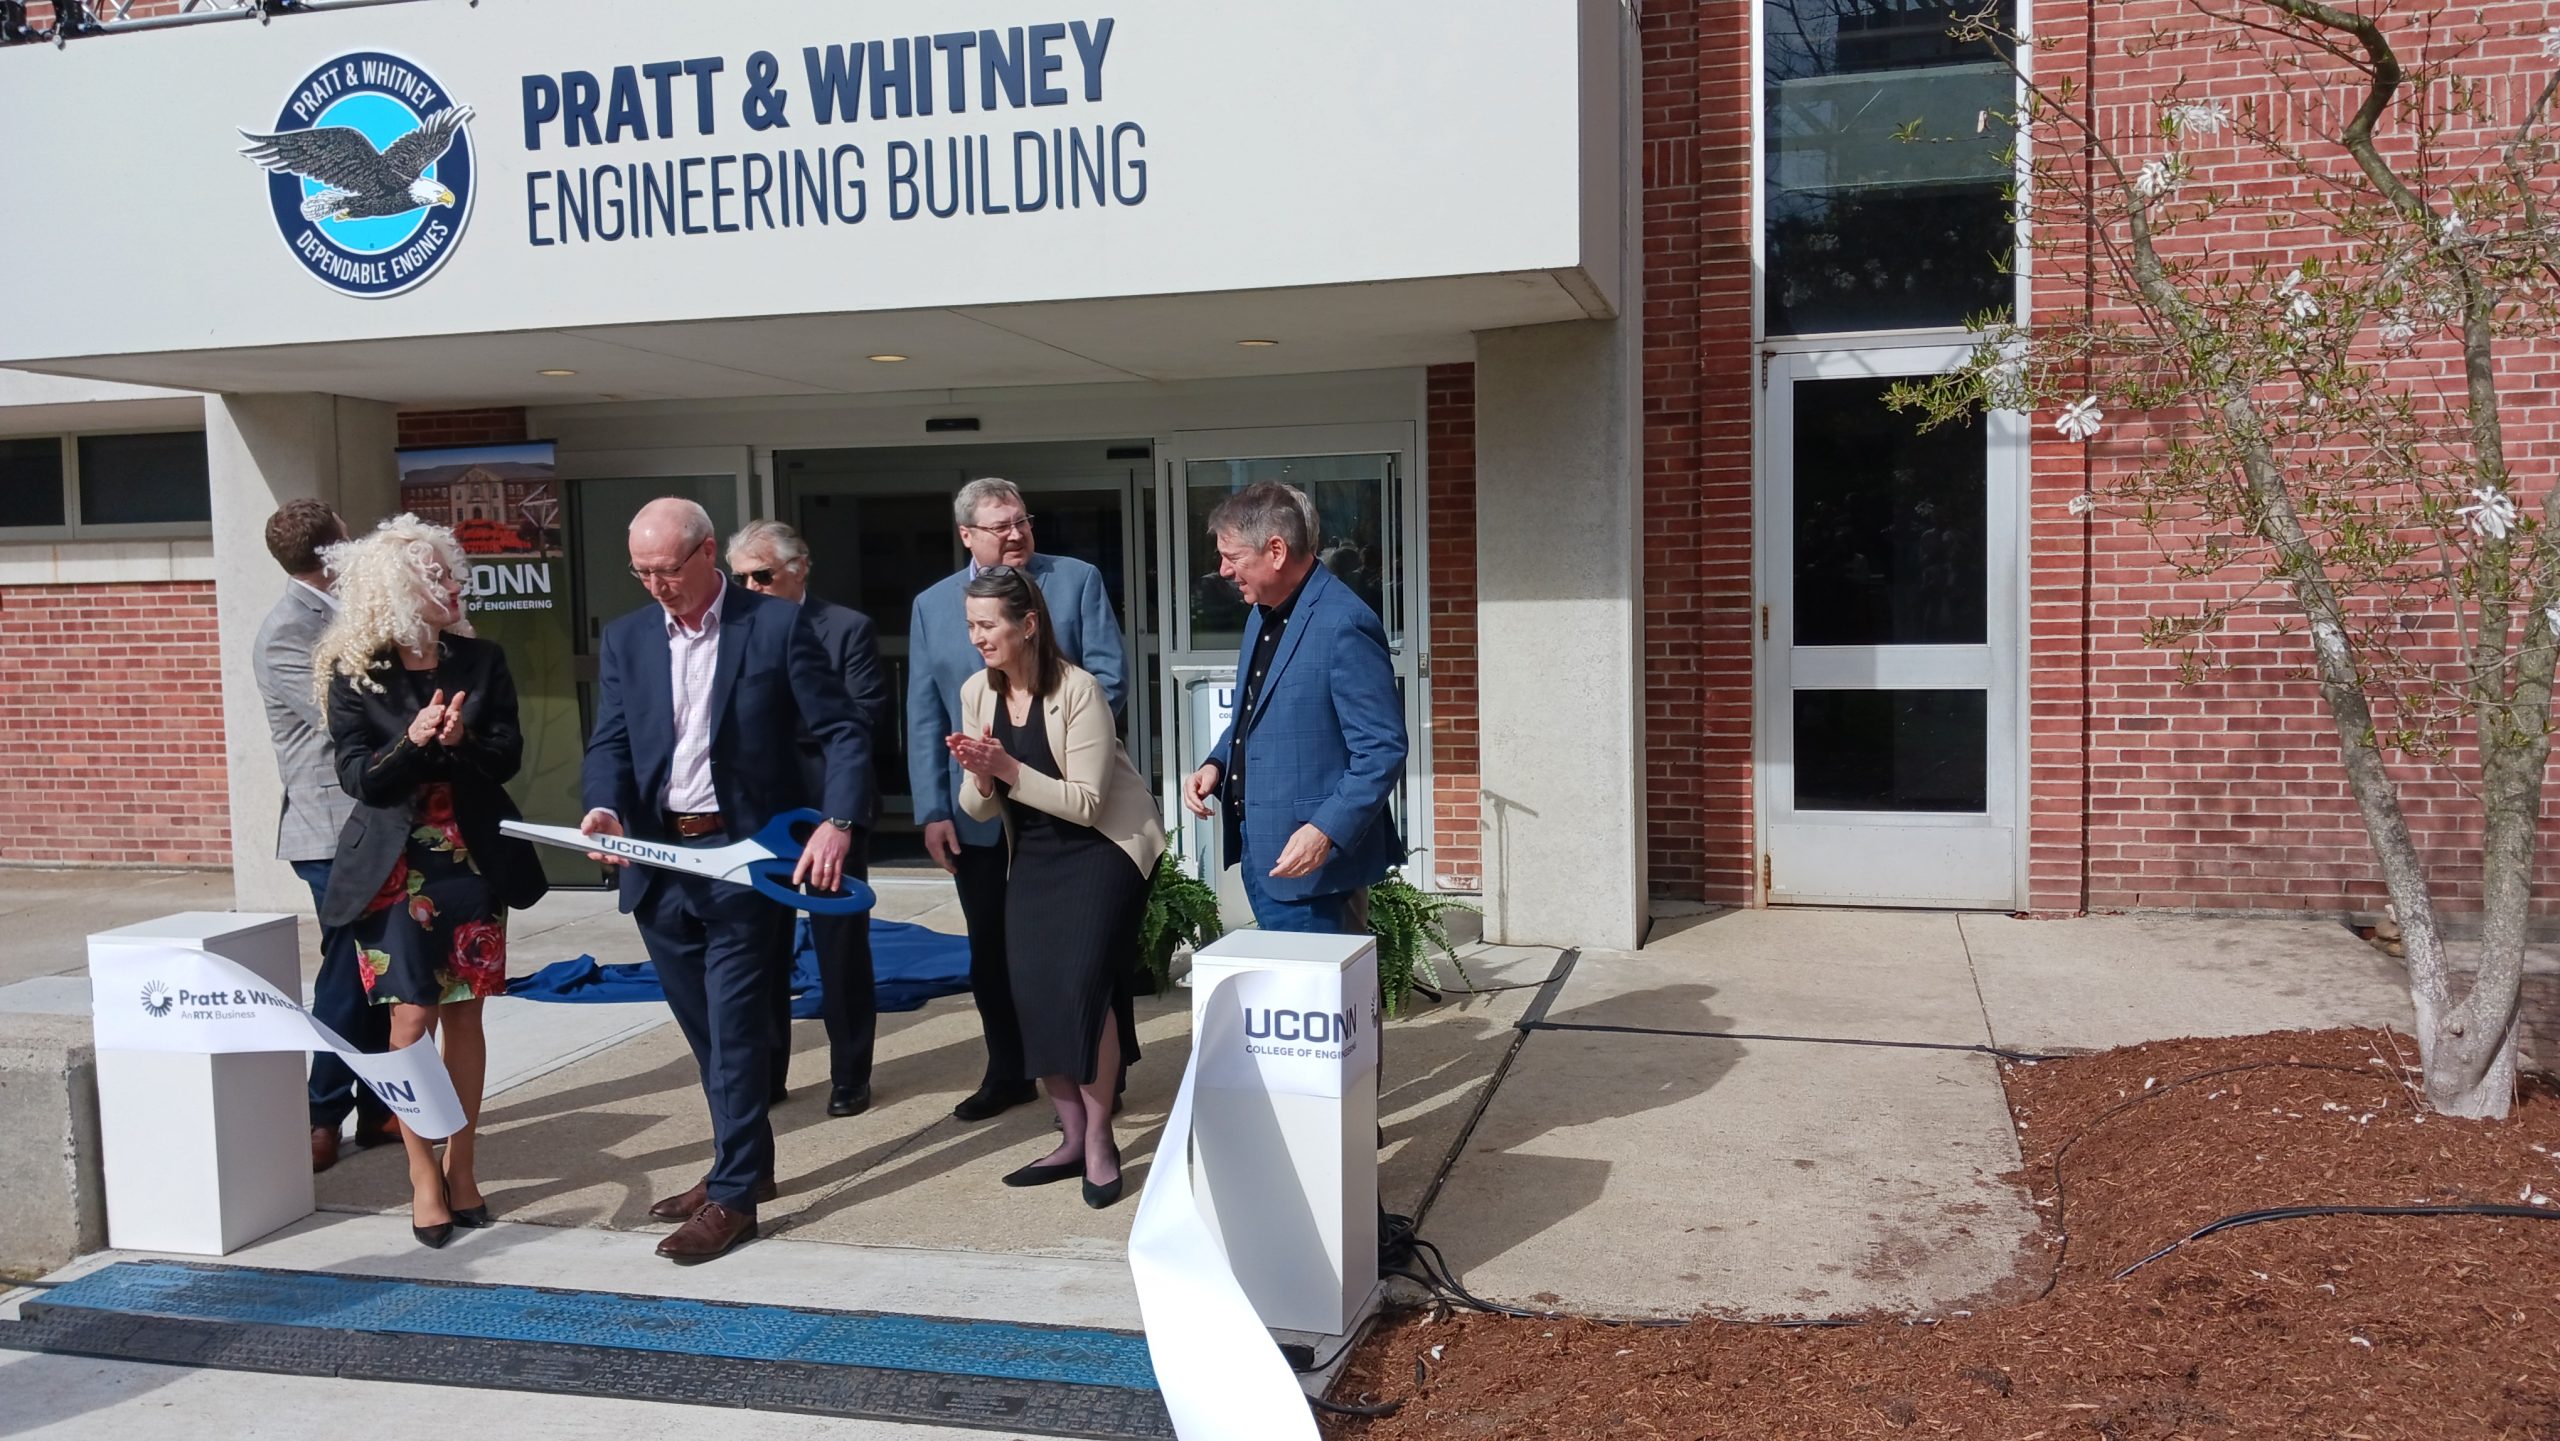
[1894, 1, 2560, 1117]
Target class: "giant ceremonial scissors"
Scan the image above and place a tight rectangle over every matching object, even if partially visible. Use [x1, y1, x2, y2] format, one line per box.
[500, 810, 875, 915]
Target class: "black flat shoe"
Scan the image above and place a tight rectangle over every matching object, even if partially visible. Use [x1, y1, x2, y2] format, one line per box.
[1081, 1174, 1124, 1209]
[1003, 1158, 1084, 1188]
[826, 1084, 871, 1118]
[953, 1080, 1038, 1123]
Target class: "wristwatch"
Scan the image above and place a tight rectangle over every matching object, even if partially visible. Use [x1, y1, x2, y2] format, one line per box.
[823, 817, 855, 834]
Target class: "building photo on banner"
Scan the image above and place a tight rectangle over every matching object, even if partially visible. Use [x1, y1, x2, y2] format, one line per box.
[3, 0, 2559, 1437]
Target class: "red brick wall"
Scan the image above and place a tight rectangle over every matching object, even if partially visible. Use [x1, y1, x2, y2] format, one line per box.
[0, 583, 229, 866]
[1426, 364, 1481, 892]
[1641, 0, 1760, 905]
[396, 408, 529, 450]
[2041, 1, 2560, 918]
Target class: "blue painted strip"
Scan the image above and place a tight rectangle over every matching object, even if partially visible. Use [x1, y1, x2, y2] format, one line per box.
[41, 1262, 1159, 1393]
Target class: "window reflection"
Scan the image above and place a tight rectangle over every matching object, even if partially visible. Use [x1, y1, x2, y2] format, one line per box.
[1764, 0, 2016, 334]
[1184, 455, 1395, 649]
[1792, 376, 1986, 646]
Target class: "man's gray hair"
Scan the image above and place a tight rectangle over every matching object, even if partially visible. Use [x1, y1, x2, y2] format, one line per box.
[953, 477, 1026, 529]
[1206, 480, 1316, 557]
[634, 497, 715, 551]
[727, 518, 809, 569]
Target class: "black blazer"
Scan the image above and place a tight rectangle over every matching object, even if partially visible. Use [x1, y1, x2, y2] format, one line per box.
[320, 632, 550, 928]
[796, 593, 892, 826]
[579, 583, 871, 915]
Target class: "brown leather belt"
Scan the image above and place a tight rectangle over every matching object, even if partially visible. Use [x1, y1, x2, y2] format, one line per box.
[667, 811, 725, 839]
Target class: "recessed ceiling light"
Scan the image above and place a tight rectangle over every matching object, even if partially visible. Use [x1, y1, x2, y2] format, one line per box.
[536, 368, 577, 376]
[1236, 339, 1279, 348]
[867, 353, 909, 363]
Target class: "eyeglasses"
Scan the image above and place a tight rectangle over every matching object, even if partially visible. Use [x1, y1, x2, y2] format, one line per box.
[732, 568, 777, 586]
[967, 514, 1034, 537]
[629, 539, 709, 583]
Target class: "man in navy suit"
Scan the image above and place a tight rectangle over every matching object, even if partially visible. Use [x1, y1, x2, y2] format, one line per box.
[1183, 481, 1407, 932]
[906, 477, 1125, 1120]
[726, 519, 892, 1120]
[580, 498, 871, 1263]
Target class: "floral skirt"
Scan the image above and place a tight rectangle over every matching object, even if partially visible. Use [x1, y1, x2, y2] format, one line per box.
[353, 782, 507, 1006]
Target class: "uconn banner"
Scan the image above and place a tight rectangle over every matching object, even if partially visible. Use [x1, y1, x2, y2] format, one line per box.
[90, 942, 467, 1139]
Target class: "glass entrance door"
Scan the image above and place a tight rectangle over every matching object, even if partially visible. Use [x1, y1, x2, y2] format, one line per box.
[777, 442, 1156, 863]
[1762, 349, 2019, 907]
[1157, 424, 1423, 882]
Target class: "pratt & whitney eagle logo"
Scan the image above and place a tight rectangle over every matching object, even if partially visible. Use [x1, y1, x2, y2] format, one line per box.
[140, 982, 174, 1019]
[239, 51, 475, 299]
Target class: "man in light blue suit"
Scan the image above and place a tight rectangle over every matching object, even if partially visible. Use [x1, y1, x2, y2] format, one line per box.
[907, 477, 1126, 1121]
[1183, 481, 1406, 933]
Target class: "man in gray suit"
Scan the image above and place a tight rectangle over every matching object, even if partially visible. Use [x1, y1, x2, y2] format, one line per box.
[726, 520, 892, 1120]
[907, 478, 1126, 1121]
[251, 499, 394, 1173]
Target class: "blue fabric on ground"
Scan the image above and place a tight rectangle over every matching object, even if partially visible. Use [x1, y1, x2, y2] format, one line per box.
[506, 918, 971, 1016]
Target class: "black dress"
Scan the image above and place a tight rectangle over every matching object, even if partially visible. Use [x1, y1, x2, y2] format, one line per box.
[992, 700, 1147, 1085]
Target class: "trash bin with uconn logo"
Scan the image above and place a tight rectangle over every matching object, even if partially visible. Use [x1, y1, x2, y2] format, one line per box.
[88, 913, 314, 1254]
[1185, 929, 1380, 1337]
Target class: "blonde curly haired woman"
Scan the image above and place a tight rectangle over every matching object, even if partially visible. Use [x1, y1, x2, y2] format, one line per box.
[313, 515, 547, 1247]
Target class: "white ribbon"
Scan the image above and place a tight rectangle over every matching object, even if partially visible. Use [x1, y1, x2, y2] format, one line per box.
[88, 941, 466, 1140]
[1194, 964, 1380, 1101]
[1129, 971, 1324, 1441]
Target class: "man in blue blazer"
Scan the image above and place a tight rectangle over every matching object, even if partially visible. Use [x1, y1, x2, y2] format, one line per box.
[1182, 481, 1407, 932]
[580, 498, 872, 1263]
[906, 477, 1125, 1120]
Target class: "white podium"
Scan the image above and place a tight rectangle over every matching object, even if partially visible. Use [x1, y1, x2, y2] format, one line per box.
[1187, 930, 1379, 1337]
[89, 913, 314, 1253]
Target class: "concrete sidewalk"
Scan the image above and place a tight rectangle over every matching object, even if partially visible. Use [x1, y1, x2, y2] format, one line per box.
[1416, 908, 2557, 1321]
[6, 864, 2556, 1435]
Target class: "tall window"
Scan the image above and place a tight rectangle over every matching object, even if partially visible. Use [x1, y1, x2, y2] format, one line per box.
[1763, 0, 2016, 335]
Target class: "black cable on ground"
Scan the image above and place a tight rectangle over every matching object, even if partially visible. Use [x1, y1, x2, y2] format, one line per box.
[1309, 1393, 1402, 1419]
[2112, 1202, 2560, 1280]
[1518, 1017, 2067, 1066]
[2022, 1056, 2402, 1304]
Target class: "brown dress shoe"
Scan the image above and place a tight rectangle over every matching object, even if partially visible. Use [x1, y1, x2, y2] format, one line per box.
[655, 1201, 756, 1263]
[311, 1126, 342, 1174]
[647, 1175, 777, 1221]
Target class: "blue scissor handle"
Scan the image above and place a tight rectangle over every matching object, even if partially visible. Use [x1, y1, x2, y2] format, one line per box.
[743, 810, 876, 915]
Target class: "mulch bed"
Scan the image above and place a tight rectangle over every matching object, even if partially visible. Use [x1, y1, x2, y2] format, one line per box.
[1326, 1029, 2560, 1439]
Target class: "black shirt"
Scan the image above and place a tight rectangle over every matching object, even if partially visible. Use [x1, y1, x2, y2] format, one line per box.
[1225, 566, 1313, 811]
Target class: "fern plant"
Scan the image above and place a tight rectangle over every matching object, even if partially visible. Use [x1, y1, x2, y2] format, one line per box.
[1367, 871, 1476, 1018]
[1138, 850, 1225, 993]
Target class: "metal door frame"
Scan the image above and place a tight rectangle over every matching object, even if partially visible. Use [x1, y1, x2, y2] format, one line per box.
[1153, 422, 1427, 881]
[1756, 346, 2027, 908]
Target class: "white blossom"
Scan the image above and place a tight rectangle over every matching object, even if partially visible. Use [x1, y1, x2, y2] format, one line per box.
[2055, 396, 2104, 442]
[2134, 158, 2178, 200]
[2457, 485, 2519, 541]
[2066, 493, 2096, 516]
[2378, 313, 2415, 345]
[2542, 26, 2560, 61]
[2166, 100, 2228, 137]
[2442, 211, 2468, 241]
[2277, 268, 2321, 323]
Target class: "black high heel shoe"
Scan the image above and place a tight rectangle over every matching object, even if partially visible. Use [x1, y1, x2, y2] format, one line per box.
[1081, 1141, 1124, 1210]
[449, 1183, 492, 1230]
[412, 1177, 456, 1249]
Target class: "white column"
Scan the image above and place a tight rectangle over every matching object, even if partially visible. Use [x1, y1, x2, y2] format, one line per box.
[209, 394, 399, 913]
[1473, 320, 1646, 950]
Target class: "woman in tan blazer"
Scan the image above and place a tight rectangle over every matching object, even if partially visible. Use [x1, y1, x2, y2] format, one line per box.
[947, 565, 1167, 1208]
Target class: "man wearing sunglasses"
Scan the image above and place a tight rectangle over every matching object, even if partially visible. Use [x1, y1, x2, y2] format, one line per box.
[907, 477, 1127, 1122]
[727, 519, 892, 1121]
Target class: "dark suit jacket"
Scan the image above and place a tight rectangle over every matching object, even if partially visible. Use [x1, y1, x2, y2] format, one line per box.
[795, 593, 892, 826]
[581, 583, 872, 914]
[320, 633, 551, 928]
[1206, 562, 1408, 902]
